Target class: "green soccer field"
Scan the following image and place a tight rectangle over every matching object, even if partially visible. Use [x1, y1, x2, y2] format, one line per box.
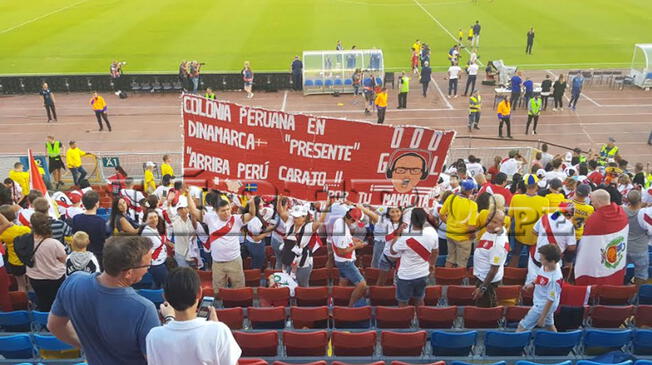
[1, 0, 651, 75]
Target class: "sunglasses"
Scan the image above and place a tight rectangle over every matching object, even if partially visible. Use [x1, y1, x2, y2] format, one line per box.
[127, 264, 151, 270]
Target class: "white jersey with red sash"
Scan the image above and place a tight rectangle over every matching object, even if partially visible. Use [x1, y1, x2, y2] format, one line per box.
[392, 226, 437, 280]
[203, 212, 244, 262]
[17, 207, 34, 227]
[638, 207, 652, 237]
[284, 217, 323, 268]
[142, 225, 168, 266]
[532, 265, 563, 310]
[331, 217, 356, 263]
[473, 230, 509, 283]
[528, 212, 575, 283]
[120, 188, 145, 222]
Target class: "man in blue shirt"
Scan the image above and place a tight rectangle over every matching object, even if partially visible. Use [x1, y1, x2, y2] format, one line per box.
[510, 72, 523, 109]
[48, 236, 161, 365]
[568, 72, 584, 111]
[71, 191, 109, 268]
[523, 77, 534, 109]
[291, 56, 303, 91]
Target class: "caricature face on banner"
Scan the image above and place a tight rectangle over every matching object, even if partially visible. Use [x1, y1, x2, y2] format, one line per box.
[182, 94, 455, 207]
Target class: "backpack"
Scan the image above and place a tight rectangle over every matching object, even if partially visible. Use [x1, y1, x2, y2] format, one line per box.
[13, 233, 47, 268]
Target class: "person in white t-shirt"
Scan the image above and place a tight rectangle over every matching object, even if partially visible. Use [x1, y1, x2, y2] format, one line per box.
[499, 151, 525, 178]
[528, 202, 576, 283]
[243, 197, 274, 270]
[189, 197, 255, 291]
[372, 206, 404, 285]
[463, 61, 479, 96]
[331, 207, 369, 306]
[466, 155, 484, 178]
[141, 210, 172, 289]
[544, 159, 568, 183]
[149, 267, 241, 365]
[447, 62, 463, 98]
[389, 208, 438, 307]
[121, 177, 146, 223]
[517, 244, 563, 332]
[472, 210, 509, 307]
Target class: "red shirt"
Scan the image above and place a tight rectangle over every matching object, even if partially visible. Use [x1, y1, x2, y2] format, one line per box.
[587, 171, 604, 185]
[478, 183, 513, 206]
[487, 166, 500, 182]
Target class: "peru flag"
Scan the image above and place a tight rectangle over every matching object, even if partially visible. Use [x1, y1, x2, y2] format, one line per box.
[575, 203, 629, 285]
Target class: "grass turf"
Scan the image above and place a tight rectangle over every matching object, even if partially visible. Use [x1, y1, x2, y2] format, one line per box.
[0, 0, 650, 74]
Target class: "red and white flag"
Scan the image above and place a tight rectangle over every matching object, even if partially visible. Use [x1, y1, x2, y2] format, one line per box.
[28, 149, 60, 219]
[575, 203, 629, 285]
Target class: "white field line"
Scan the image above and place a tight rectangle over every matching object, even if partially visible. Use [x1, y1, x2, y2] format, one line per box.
[0, 0, 90, 35]
[431, 76, 454, 110]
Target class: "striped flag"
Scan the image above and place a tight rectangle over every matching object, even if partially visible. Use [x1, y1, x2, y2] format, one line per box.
[28, 149, 60, 219]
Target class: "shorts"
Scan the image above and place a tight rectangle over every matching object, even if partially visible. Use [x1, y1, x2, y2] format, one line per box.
[5, 261, 26, 276]
[244, 81, 252, 87]
[446, 238, 472, 267]
[396, 276, 427, 303]
[519, 305, 555, 330]
[378, 254, 397, 271]
[335, 260, 365, 285]
[627, 251, 649, 281]
[48, 156, 64, 173]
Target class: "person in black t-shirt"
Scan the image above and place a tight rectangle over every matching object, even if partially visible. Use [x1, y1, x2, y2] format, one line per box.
[541, 74, 553, 110]
[526, 28, 535, 55]
[39, 83, 57, 122]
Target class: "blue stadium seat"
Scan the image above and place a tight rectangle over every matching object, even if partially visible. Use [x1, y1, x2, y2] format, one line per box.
[34, 334, 76, 352]
[583, 329, 632, 355]
[0, 310, 31, 332]
[633, 329, 652, 355]
[304, 80, 314, 87]
[517, 361, 571, 365]
[325, 79, 333, 87]
[452, 362, 505, 365]
[138, 289, 164, 307]
[430, 330, 477, 356]
[635, 361, 652, 365]
[32, 311, 50, 332]
[639, 284, 652, 305]
[0, 334, 34, 359]
[533, 330, 581, 356]
[334, 79, 343, 86]
[344, 79, 353, 86]
[484, 330, 531, 356]
[315, 80, 323, 87]
[577, 361, 632, 365]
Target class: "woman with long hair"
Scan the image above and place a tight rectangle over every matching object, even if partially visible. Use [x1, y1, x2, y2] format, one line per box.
[140, 209, 172, 289]
[109, 196, 139, 234]
[373, 206, 404, 286]
[242, 196, 273, 270]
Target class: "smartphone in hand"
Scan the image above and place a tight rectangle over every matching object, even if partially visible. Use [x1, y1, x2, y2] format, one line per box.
[197, 296, 215, 319]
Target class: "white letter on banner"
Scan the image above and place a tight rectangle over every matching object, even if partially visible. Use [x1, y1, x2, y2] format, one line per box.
[410, 129, 424, 148]
[427, 131, 442, 151]
[188, 120, 196, 137]
[239, 107, 247, 124]
[377, 153, 389, 174]
[307, 118, 326, 135]
[391, 128, 403, 148]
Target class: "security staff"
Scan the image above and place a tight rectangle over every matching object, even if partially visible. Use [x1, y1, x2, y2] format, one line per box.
[525, 93, 542, 135]
[291, 56, 303, 91]
[204, 88, 216, 100]
[398, 72, 410, 109]
[46, 136, 65, 189]
[598, 137, 619, 165]
[468, 90, 481, 132]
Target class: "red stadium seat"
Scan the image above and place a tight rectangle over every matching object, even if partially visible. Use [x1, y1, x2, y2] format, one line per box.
[215, 307, 244, 329]
[196, 270, 212, 291]
[308, 268, 330, 286]
[9, 291, 28, 310]
[331, 330, 376, 356]
[290, 306, 329, 329]
[243, 257, 253, 270]
[463, 306, 504, 328]
[435, 267, 467, 285]
[274, 362, 326, 365]
[375, 306, 415, 328]
[597, 285, 637, 305]
[244, 269, 262, 287]
[363, 268, 381, 284]
[239, 359, 268, 365]
[504, 306, 531, 327]
[265, 245, 274, 259]
[589, 305, 635, 328]
[258, 287, 290, 307]
[333, 306, 372, 328]
[357, 255, 372, 268]
[423, 285, 443, 306]
[312, 255, 328, 269]
[447, 285, 475, 306]
[330, 286, 354, 306]
[381, 330, 426, 356]
[295, 287, 329, 306]
[8, 275, 17, 291]
[283, 330, 328, 356]
[218, 287, 254, 308]
[264, 268, 282, 278]
[369, 286, 398, 306]
[636, 305, 652, 328]
[268, 257, 276, 269]
[522, 285, 534, 306]
[503, 267, 527, 285]
[234, 331, 278, 356]
[392, 362, 446, 365]
[496, 285, 521, 306]
[416, 306, 457, 328]
[248, 306, 286, 329]
[333, 362, 383, 365]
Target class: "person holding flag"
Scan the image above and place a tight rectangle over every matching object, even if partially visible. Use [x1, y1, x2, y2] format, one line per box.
[528, 202, 576, 283]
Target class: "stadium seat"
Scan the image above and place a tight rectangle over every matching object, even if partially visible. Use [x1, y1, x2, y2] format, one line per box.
[308, 268, 329, 286]
[34, 334, 80, 359]
[639, 284, 652, 305]
[363, 268, 382, 284]
[215, 307, 244, 329]
[137, 289, 164, 307]
[463, 306, 503, 328]
[392, 362, 445, 365]
[633, 329, 652, 355]
[304, 80, 314, 87]
[218, 287, 254, 308]
[312, 255, 328, 269]
[381, 330, 426, 356]
[452, 362, 505, 365]
[248, 306, 286, 329]
[635, 361, 652, 365]
[331, 330, 376, 356]
[234, 331, 278, 356]
[447, 285, 475, 306]
[244, 269, 262, 287]
[517, 361, 571, 365]
[589, 305, 634, 328]
[240, 359, 268, 365]
[521, 284, 534, 306]
[484, 330, 531, 356]
[274, 362, 325, 365]
[369, 286, 397, 306]
[258, 287, 290, 307]
[283, 330, 328, 356]
[290, 306, 329, 329]
[577, 361, 632, 365]
[583, 329, 632, 355]
[333, 362, 384, 365]
[0, 334, 33, 359]
[635, 305, 652, 327]
[598, 285, 636, 305]
[533, 330, 582, 356]
[7, 291, 27, 311]
[504, 306, 530, 328]
[334, 79, 343, 87]
[419, 285, 442, 306]
[376, 77, 383, 86]
[496, 285, 521, 306]
[333, 306, 372, 328]
[503, 267, 527, 285]
[344, 79, 353, 86]
[32, 310, 49, 332]
[416, 305, 457, 329]
[295, 287, 329, 306]
[375, 306, 415, 328]
[330, 286, 354, 306]
[325, 79, 333, 87]
[314, 80, 323, 87]
[435, 267, 467, 285]
[0, 310, 31, 332]
[430, 330, 477, 356]
[555, 306, 586, 331]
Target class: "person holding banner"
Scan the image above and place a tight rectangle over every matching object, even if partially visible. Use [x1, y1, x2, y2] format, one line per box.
[375, 87, 388, 124]
[528, 202, 576, 283]
[242, 62, 254, 99]
[331, 207, 369, 306]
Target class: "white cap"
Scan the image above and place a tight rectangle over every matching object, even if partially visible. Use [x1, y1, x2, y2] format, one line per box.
[564, 152, 572, 162]
[175, 195, 188, 209]
[289, 205, 309, 218]
[145, 161, 156, 167]
[536, 168, 546, 178]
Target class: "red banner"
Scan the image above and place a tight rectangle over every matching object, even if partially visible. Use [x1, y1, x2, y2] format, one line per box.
[182, 94, 455, 207]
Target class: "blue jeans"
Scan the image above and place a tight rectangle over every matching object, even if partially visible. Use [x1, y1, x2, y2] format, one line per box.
[148, 263, 168, 289]
[396, 276, 427, 303]
[371, 240, 385, 268]
[70, 166, 87, 186]
[284, 264, 312, 287]
[335, 260, 364, 285]
[271, 236, 283, 269]
[243, 240, 265, 270]
[191, 77, 199, 94]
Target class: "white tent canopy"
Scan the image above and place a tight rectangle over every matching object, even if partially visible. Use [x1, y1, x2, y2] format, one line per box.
[630, 43, 652, 88]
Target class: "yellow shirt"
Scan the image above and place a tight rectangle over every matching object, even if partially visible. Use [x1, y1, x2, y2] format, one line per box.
[458, 30, 464, 39]
[545, 193, 565, 209]
[9, 170, 30, 194]
[476, 209, 511, 239]
[497, 100, 511, 116]
[0, 225, 31, 266]
[412, 42, 421, 53]
[66, 148, 86, 168]
[375, 92, 388, 108]
[508, 194, 549, 245]
[144, 169, 156, 193]
[161, 163, 174, 177]
[90, 96, 107, 111]
[572, 199, 594, 241]
[440, 194, 478, 241]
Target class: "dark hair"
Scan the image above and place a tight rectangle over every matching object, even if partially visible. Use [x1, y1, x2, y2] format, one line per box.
[103, 236, 153, 276]
[216, 198, 230, 210]
[14, 162, 23, 169]
[0, 204, 16, 221]
[494, 172, 508, 185]
[475, 192, 492, 211]
[571, 157, 580, 165]
[410, 208, 427, 229]
[32, 197, 50, 214]
[205, 191, 218, 208]
[163, 154, 170, 162]
[125, 177, 135, 187]
[161, 174, 173, 187]
[551, 159, 562, 169]
[538, 244, 561, 263]
[174, 181, 183, 190]
[110, 197, 126, 232]
[27, 190, 43, 204]
[541, 143, 549, 152]
[164, 267, 201, 311]
[31, 212, 51, 237]
[578, 163, 588, 176]
[0, 186, 11, 206]
[79, 179, 91, 189]
[82, 191, 100, 210]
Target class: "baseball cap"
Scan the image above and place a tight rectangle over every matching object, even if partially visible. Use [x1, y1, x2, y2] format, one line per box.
[290, 205, 309, 218]
[536, 169, 546, 178]
[576, 183, 591, 197]
[347, 208, 363, 222]
[564, 152, 572, 162]
[460, 179, 477, 191]
[523, 174, 539, 185]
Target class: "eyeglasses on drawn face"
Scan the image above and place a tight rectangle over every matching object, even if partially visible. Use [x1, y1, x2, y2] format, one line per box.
[393, 167, 423, 175]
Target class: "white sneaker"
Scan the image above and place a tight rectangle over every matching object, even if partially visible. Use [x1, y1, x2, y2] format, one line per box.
[454, 95, 458, 98]
[552, 108, 557, 112]
[447, 95, 451, 99]
[560, 107, 564, 111]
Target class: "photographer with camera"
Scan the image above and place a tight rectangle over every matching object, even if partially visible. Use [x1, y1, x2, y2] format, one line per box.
[110, 60, 127, 98]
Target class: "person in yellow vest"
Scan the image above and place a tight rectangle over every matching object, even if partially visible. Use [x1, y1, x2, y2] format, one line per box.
[397, 72, 409, 109]
[161, 155, 174, 177]
[8, 162, 30, 194]
[144, 161, 157, 194]
[46, 135, 65, 189]
[90, 92, 112, 132]
[597, 137, 618, 165]
[204, 88, 216, 100]
[66, 141, 94, 186]
[468, 89, 481, 132]
[375, 87, 388, 124]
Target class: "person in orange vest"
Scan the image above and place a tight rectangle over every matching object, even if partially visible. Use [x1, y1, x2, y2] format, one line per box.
[375, 87, 388, 124]
[90, 92, 112, 132]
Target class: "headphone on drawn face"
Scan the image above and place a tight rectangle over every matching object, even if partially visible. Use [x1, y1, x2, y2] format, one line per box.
[385, 149, 432, 180]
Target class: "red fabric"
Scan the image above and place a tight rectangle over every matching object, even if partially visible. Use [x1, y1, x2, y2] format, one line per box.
[18, 213, 30, 227]
[588, 171, 604, 185]
[575, 270, 624, 286]
[478, 183, 513, 205]
[152, 234, 166, 260]
[643, 212, 652, 226]
[205, 216, 235, 250]
[583, 203, 628, 236]
[107, 173, 126, 190]
[540, 214, 559, 245]
[28, 149, 47, 196]
[406, 237, 431, 262]
[0, 267, 12, 312]
[487, 166, 499, 182]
